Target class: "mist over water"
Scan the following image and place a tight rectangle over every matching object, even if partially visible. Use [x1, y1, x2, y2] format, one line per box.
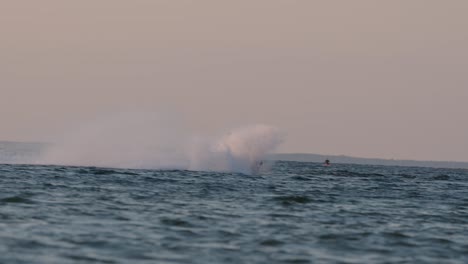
[37, 112, 284, 174]
[189, 125, 284, 174]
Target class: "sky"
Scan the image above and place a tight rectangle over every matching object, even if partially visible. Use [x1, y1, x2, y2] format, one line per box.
[1, 0, 467, 162]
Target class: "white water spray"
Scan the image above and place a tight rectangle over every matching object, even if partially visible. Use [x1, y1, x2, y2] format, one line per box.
[189, 125, 284, 174]
[38, 112, 284, 174]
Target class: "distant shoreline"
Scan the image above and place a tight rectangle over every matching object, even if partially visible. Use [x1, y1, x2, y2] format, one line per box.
[268, 153, 468, 169]
[2, 141, 467, 170]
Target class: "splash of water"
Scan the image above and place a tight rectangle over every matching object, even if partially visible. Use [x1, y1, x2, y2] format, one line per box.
[38, 112, 189, 169]
[38, 113, 284, 174]
[189, 125, 283, 174]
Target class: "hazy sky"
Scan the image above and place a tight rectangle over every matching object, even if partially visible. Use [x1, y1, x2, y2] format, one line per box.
[1, 0, 467, 161]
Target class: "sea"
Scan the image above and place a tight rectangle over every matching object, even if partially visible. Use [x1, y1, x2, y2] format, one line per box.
[1, 161, 467, 264]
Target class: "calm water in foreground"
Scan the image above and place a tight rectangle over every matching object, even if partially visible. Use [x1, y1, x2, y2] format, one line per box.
[0, 161, 467, 263]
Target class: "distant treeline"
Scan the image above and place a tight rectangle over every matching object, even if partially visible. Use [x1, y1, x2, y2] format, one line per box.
[268, 153, 468, 169]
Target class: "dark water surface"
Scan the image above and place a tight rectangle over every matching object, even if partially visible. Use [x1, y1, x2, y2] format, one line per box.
[1, 161, 467, 263]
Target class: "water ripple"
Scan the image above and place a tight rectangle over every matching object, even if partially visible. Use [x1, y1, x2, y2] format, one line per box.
[0, 162, 467, 263]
